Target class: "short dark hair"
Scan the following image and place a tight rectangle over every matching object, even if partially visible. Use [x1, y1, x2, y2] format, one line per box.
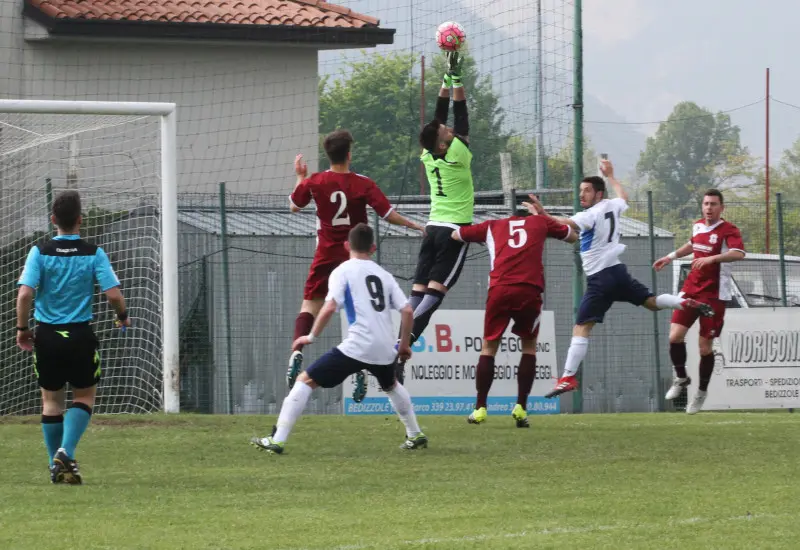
[52, 190, 82, 230]
[419, 120, 441, 153]
[349, 223, 374, 253]
[323, 129, 354, 164]
[704, 189, 724, 205]
[581, 175, 606, 198]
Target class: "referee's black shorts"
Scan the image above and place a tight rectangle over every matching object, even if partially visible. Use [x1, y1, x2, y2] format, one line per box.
[413, 224, 470, 289]
[33, 322, 100, 391]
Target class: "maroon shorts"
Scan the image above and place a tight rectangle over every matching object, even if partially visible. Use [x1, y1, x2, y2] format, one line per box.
[484, 284, 543, 341]
[671, 295, 726, 339]
[304, 246, 348, 300]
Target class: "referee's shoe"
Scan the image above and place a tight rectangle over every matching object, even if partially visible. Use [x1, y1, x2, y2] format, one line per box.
[52, 448, 82, 485]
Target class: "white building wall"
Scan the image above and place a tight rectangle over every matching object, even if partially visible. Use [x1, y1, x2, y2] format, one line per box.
[0, 0, 322, 195]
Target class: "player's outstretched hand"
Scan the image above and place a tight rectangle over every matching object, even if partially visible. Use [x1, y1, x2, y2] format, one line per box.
[445, 51, 461, 76]
[692, 256, 716, 271]
[599, 159, 614, 178]
[522, 194, 546, 215]
[293, 335, 313, 349]
[653, 256, 672, 271]
[397, 344, 412, 362]
[411, 222, 426, 236]
[294, 153, 308, 178]
[16, 329, 33, 352]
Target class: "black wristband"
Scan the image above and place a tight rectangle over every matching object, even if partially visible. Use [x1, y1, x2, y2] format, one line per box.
[116, 311, 128, 322]
[16, 326, 29, 331]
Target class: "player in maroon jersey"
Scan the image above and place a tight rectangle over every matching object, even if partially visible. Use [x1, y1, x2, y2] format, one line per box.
[287, 130, 424, 389]
[653, 189, 745, 414]
[452, 208, 577, 427]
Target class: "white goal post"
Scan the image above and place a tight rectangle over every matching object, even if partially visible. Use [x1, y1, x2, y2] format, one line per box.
[0, 100, 179, 413]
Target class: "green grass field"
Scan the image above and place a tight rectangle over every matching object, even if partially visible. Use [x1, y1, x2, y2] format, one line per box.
[1, 412, 799, 549]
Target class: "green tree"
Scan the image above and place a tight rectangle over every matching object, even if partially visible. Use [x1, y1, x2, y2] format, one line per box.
[319, 52, 510, 195]
[733, 137, 800, 255]
[637, 101, 752, 214]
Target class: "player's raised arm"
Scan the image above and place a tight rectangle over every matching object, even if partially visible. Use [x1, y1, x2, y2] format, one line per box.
[599, 159, 628, 203]
[289, 153, 311, 213]
[448, 52, 469, 143]
[434, 69, 451, 124]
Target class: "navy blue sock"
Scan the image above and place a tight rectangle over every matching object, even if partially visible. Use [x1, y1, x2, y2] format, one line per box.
[41, 414, 64, 465]
[61, 402, 92, 458]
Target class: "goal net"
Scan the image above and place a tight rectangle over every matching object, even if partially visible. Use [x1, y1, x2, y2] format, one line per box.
[0, 101, 178, 415]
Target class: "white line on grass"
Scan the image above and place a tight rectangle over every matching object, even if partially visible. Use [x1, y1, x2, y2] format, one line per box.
[292, 512, 784, 550]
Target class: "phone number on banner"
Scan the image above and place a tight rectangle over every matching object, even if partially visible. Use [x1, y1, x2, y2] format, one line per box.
[344, 396, 560, 415]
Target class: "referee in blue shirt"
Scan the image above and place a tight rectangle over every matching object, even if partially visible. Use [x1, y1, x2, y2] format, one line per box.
[17, 190, 130, 484]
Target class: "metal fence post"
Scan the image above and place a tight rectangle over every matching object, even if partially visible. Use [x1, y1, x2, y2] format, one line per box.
[219, 182, 234, 414]
[647, 191, 663, 411]
[571, 0, 584, 414]
[45, 178, 53, 234]
[777, 192, 787, 307]
[374, 209, 381, 266]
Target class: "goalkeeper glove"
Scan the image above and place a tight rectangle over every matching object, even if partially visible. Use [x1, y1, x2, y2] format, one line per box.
[445, 51, 463, 87]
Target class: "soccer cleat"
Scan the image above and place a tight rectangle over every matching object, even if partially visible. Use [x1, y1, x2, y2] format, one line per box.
[467, 407, 487, 424]
[286, 350, 303, 389]
[250, 426, 285, 454]
[400, 433, 428, 450]
[665, 376, 692, 400]
[352, 371, 368, 403]
[545, 375, 578, 398]
[681, 298, 714, 318]
[686, 390, 707, 415]
[49, 463, 65, 484]
[511, 404, 530, 428]
[52, 449, 82, 485]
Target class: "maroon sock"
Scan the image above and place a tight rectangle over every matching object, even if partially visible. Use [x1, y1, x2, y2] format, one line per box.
[516, 353, 536, 408]
[475, 355, 495, 409]
[669, 342, 688, 378]
[698, 353, 715, 391]
[293, 312, 315, 352]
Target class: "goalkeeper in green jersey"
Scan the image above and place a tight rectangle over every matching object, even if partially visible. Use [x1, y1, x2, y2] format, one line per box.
[396, 51, 474, 383]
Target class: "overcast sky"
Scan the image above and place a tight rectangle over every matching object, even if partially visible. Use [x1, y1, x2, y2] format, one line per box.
[583, 0, 799, 161]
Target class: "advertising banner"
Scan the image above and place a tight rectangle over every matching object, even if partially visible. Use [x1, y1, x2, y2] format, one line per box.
[342, 310, 559, 415]
[685, 308, 800, 410]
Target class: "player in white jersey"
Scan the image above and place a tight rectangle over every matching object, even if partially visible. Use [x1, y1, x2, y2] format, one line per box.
[251, 223, 427, 454]
[525, 158, 713, 398]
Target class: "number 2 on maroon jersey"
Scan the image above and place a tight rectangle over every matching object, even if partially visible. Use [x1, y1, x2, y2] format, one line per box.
[331, 190, 351, 226]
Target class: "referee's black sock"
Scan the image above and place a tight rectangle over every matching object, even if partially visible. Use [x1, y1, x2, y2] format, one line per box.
[411, 289, 446, 343]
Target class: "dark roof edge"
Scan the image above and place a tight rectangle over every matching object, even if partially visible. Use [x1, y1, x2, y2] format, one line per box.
[23, 5, 395, 47]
